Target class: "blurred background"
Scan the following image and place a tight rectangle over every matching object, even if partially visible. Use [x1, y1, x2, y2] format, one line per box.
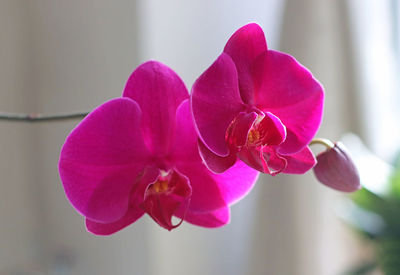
[0, 0, 399, 274]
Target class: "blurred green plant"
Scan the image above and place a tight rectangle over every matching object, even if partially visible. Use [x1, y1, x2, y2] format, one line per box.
[342, 155, 400, 275]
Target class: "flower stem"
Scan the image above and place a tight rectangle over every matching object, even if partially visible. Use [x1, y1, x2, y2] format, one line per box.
[0, 112, 88, 122]
[309, 138, 335, 149]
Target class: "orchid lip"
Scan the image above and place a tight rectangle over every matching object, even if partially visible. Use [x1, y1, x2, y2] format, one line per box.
[245, 113, 266, 147]
[141, 169, 192, 230]
[224, 110, 289, 175]
[226, 111, 286, 151]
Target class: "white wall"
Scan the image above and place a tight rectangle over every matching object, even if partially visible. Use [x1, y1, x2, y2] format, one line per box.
[0, 1, 39, 273]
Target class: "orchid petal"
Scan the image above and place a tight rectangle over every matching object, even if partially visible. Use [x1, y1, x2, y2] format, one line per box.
[59, 98, 151, 223]
[175, 163, 227, 212]
[238, 146, 287, 175]
[261, 146, 287, 175]
[169, 99, 201, 163]
[85, 166, 159, 235]
[224, 23, 267, 104]
[213, 160, 259, 205]
[191, 53, 244, 157]
[176, 159, 259, 212]
[258, 146, 315, 175]
[171, 100, 237, 173]
[257, 112, 286, 146]
[252, 50, 324, 154]
[227, 112, 258, 148]
[178, 207, 231, 228]
[237, 147, 265, 173]
[197, 111, 257, 174]
[85, 209, 144, 236]
[281, 146, 316, 174]
[123, 61, 188, 156]
[198, 139, 237, 173]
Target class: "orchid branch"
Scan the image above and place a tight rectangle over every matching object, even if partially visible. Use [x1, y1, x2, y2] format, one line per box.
[0, 112, 88, 122]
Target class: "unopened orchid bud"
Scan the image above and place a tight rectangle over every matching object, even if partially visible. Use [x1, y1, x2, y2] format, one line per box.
[313, 142, 361, 192]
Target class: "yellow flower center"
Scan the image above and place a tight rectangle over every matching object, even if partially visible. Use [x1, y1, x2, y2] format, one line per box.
[247, 129, 261, 145]
[151, 178, 169, 193]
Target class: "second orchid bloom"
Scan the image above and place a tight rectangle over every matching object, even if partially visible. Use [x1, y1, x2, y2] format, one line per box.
[191, 23, 324, 175]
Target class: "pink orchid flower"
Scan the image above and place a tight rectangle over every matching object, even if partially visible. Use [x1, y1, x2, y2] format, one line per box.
[59, 61, 259, 234]
[191, 23, 324, 175]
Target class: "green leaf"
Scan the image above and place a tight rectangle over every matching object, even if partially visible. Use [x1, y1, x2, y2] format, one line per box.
[378, 237, 400, 275]
[351, 188, 400, 235]
[389, 157, 400, 200]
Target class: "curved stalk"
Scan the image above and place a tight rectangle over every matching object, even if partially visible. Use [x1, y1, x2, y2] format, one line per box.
[309, 138, 335, 149]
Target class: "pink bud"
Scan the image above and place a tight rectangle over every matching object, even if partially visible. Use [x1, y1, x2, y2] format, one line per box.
[313, 142, 361, 192]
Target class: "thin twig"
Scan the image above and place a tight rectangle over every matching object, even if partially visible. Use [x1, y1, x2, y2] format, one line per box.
[0, 112, 88, 122]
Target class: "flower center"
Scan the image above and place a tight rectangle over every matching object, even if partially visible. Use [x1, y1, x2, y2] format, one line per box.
[247, 128, 261, 146]
[150, 177, 169, 193]
[141, 170, 192, 231]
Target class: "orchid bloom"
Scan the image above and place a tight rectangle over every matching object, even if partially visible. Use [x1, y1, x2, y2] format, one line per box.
[59, 61, 258, 234]
[191, 23, 324, 175]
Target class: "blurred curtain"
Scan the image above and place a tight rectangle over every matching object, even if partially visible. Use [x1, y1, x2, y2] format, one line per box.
[0, 1, 39, 273]
[346, 0, 400, 161]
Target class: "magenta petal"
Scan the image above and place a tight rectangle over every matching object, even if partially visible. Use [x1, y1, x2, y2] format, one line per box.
[123, 61, 188, 156]
[198, 139, 237, 173]
[175, 163, 227, 212]
[257, 112, 286, 146]
[179, 207, 231, 228]
[224, 23, 268, 104]
[177, 161, 258, 212]
[59, 98, 151, 223]
[280, 146, 316, 174]
[227, 112, 258, 148]
[198, 111, 257, 174]
[313, 142, 361, 192]
[237, 147, 265, 173]
[191, 53, 245, 157]
[176, 159, 258, 212]
[261, 146, 287, 175]
[213, 160, 259, 205]
[238, 146, 287, 175]
[252, 50, 324, 154]
[141, 170, 192, 231]
[85, 209, 144, 236]
[169, 99, 201, 163]
[85, 166, 160, 235]
[170, 100, 236, 173]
